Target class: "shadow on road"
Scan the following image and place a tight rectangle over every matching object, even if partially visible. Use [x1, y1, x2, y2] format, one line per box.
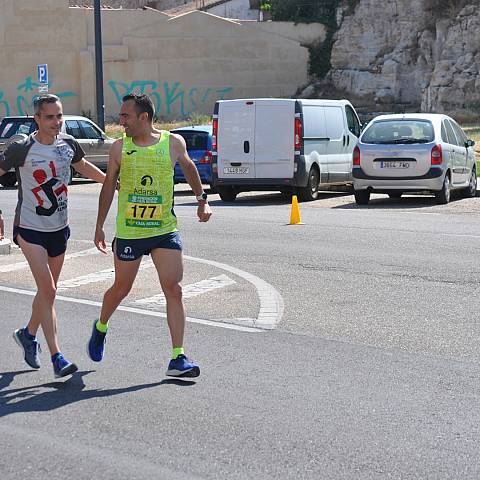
[333, 191, 477, 210]
[0, 370, 195, 417]
[179, 190, 352, 207]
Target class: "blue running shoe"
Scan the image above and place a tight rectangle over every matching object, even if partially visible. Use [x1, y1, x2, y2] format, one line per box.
[87, 320, 107, 362]
[166, 354, 200, 378]
[52, 354, 78, 378]
[13, 328, 41, 369]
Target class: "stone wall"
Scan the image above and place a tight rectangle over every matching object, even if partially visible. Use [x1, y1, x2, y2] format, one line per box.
[1, 1, 316, 121]
[325, 0, 480, 118]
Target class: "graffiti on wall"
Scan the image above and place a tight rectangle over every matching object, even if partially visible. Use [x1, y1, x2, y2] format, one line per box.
[108, 80, 233, 117]
[0, 77, 233, 118]
[0, 77, 77, 117]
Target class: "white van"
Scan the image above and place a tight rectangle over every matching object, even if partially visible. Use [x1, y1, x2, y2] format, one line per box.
[211, 98, 362, 201]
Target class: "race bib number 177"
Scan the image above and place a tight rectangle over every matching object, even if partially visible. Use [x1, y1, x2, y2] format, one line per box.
[125, 194, 163, 228]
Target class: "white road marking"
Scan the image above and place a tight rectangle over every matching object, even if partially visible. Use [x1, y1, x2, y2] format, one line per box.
[184, 255, 284, 330]
[0, 250, 284, 330]
[57, 259, 154, 291]
[0, 285, 264, 333]
[133, 274, 235, 307]
[0, 247, 105, 273]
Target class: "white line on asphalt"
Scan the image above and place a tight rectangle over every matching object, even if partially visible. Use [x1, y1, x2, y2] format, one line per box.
[0, 248, 283, 330]
[48, 254, 283, 328]
[184, 255, 284, 330]
[0, 246, 106, 273]
[57, 259, 154, 291]
[0, 285, 264, 333]
[440, 233, 480, 239]
[133, 274, 236, 307]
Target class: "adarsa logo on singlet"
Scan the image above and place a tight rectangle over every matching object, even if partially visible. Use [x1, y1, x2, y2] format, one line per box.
[133, 187, 158, 195]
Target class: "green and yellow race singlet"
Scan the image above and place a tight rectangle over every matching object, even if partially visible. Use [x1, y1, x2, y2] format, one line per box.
[116, 131, 177, 239]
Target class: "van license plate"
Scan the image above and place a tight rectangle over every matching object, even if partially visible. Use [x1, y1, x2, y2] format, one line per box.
[224, 167, 249, 174]
[380, 161, 410, 169]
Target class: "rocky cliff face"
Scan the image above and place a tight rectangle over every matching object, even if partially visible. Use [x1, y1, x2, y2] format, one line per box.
[325, 0, 480, 119]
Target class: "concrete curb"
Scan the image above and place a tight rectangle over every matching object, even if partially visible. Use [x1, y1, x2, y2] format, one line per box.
[0, 239, 11, 255]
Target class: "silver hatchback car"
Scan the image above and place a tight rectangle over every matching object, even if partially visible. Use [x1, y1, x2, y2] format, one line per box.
[352, 113, 477, 205]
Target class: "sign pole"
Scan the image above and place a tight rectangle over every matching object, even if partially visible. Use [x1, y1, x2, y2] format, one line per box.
[94, 0, 105, 131]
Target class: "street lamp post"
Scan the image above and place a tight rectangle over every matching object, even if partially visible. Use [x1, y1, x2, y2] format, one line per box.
[94, 0, 105, 131]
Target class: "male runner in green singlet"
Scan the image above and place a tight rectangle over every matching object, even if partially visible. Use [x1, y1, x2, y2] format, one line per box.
[88, 93, 212, 377]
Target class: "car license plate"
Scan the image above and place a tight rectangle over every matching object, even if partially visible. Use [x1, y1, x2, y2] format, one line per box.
[224, 167, 249, 174]
[380, 161, 410, 169]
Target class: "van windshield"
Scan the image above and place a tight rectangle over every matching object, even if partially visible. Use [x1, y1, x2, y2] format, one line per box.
[362, 120, 434, 144]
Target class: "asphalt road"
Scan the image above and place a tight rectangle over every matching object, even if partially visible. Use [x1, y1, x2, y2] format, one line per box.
[1, 182, 480, 479]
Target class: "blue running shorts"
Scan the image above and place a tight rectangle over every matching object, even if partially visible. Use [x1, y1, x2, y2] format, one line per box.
[113, 231, 183, 261]
[13, 225, 70, 257]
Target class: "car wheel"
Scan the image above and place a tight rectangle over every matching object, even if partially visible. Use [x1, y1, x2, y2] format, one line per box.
[388, 192, 403, 199]
[298, 166, 319, 202]
[434, 172, 451, 204]
[463, 167, 477, 198]
[209, 184, 217, 194]
[218, 186, 237, 202]
[0, 172, 17, 188]
[354, 189, 370, 205]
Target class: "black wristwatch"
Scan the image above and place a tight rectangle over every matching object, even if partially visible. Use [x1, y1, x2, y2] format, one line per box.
[196, 192, 208, 202]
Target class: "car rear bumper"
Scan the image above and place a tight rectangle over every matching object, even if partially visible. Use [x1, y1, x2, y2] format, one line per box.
[353, 166, 444, 191]
[212, 155, 307, 188]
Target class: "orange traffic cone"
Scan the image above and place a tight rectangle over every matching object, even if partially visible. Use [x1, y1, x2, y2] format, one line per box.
[289, 195, 303, 225]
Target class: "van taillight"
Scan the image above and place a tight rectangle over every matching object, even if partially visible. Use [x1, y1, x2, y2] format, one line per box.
[431, 144, 442, 165]
[200, 151, 212, 164]
[295, 118, 302, 150]
[353, 146, 361, 166]
[212, 118, 218, 151]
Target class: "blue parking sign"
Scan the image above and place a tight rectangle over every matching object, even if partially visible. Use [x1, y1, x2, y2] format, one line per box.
[37, 64, 48, 84]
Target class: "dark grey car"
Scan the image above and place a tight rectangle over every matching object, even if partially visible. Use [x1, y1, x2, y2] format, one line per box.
[0, 115, 115, 187]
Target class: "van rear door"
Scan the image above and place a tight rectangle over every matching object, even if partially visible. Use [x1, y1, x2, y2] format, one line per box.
[217, 101, 256, 180]
[254, 101, 295, 179]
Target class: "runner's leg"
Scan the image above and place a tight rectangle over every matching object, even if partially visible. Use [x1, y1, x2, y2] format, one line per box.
[150, 248, 185, 348]
[88, 252, 142, 362]
[47, 253, 65, 337]
[99, 253, 142, 324]
[17, 235, 63, 355]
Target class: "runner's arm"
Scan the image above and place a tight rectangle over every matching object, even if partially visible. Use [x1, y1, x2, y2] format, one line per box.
[73, 158, 106, 184]
[171, 133, 212, 222]
[94, 140, 122, 253]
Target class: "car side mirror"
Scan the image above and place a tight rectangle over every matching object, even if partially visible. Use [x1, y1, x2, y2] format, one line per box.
[465, 139, 475, 148]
